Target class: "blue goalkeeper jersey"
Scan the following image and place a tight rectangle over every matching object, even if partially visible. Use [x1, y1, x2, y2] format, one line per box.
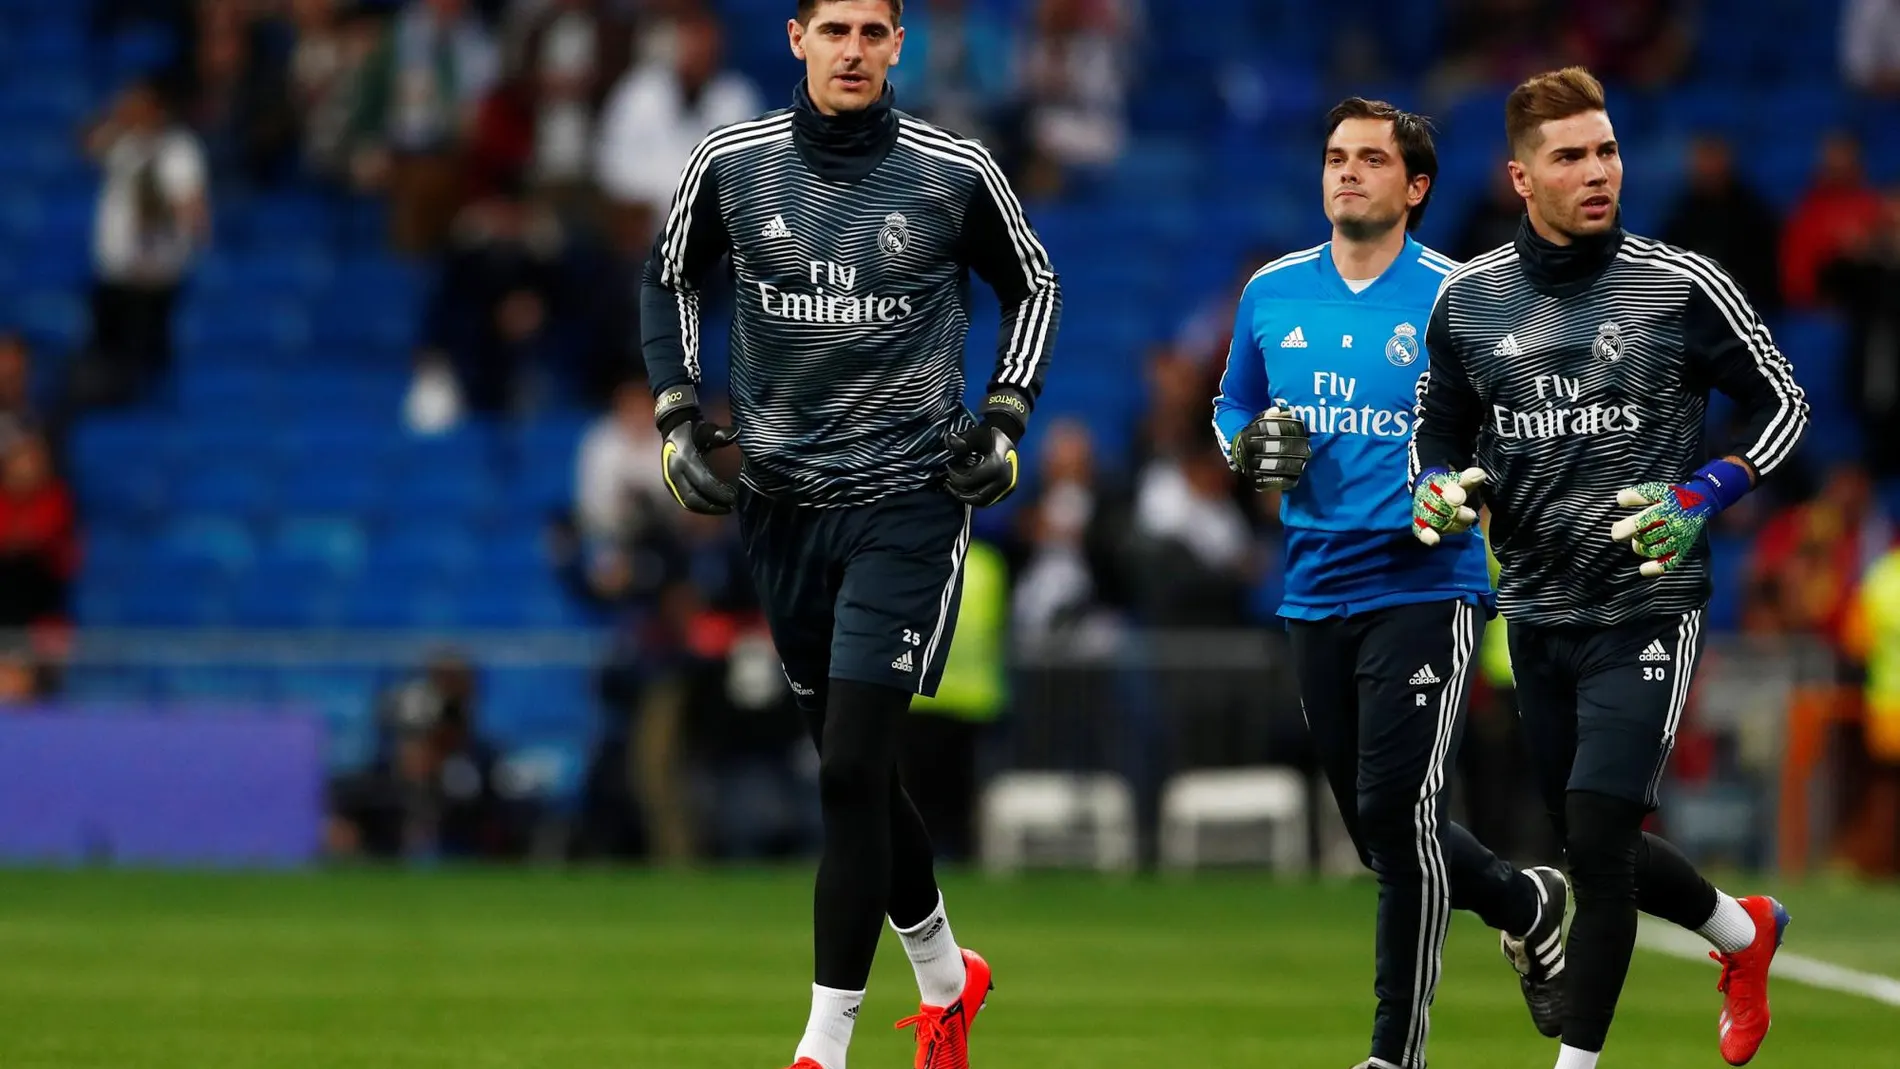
[1212, 237, 1493, 621]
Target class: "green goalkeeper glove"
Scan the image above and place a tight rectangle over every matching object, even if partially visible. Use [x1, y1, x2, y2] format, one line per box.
[1411, 467, 1488, 546]
[1607, 459, 1752, 578]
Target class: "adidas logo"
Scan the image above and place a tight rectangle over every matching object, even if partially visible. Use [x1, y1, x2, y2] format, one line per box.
[1493, 333, 1522, 358]
[1409, 664, 1441, 686]
[1640, 639, 1670, 663]
[761, 214, 791, 239]
[1672, 485, 1707, 509]
[1535, 927, 1563, 969]
[1280, 326, 1308, 348]
[891, 649, 915, 673]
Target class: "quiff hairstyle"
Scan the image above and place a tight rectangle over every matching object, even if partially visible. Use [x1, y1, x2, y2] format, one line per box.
[1505, 67, 1608, 158]
[797, 0, 902, 22]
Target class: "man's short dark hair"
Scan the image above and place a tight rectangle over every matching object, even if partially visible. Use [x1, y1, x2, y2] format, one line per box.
[797, 0, 902, 24]
[1506, 67, 1607, 159]
[1324, 97, 1439, 231]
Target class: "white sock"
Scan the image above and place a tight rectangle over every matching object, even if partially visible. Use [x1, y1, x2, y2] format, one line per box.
[1554, 1043, 1600, 1069]
[793, 984, 863, 1069]
[1698, 892, 1757, 953]
[892, 893, 966, 1007]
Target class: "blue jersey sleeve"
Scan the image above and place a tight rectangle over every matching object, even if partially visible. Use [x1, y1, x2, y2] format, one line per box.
[1212, 283, 1271, 461]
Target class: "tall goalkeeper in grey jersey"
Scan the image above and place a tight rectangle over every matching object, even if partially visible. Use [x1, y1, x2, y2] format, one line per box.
[638, 3, 1060, 1068]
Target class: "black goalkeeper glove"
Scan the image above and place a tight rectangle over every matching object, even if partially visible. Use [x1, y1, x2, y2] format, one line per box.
[654, 384, 738, 515]
[945, 423, 1019, 506]
[944, 391, 1027, 507]
[1231, 407, 1312, 490]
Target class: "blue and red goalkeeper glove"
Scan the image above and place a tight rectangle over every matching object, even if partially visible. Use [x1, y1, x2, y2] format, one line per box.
[1607, 458, 1752, 578]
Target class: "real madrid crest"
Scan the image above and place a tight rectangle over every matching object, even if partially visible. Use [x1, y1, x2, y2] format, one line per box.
[879, 212, 910, 256]
[1594, 320, 1624, 362]
[1385, 322, 1420, 367]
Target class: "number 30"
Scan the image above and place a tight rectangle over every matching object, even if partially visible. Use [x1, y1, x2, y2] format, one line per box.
[1643, 666, 1667, 681]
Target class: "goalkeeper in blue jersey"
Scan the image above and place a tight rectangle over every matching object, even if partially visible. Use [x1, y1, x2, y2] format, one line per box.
[1212, 98, 1566, 1069]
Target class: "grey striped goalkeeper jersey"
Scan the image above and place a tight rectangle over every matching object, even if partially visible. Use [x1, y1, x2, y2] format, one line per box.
[640, 84, 1061, 507]
[1409, 221, 1809, 627]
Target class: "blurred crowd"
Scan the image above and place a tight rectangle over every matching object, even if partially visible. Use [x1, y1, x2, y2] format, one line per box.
[1, 0, 1899, 872]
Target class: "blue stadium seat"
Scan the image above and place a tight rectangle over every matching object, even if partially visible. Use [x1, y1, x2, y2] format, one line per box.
[403, 465, 499, 520]
[243, 191, 336, 247]
[334, 584, 411, 628]
[375, 521, 483, 579]
[278, 426, 400, 472]
[147, 578, 241, 628]
[73, 581, 130, 627]
[0, 71, 91, 124]
[194, 247, 336, 298]
[0, 188, 41, 241]
[234, 568, 357, 628]
[170, 464, 276, 517]
[166, 425, 287, 471]
[278, 369, 403, 417]
[104, 21, 180, 75]
[158, 515, 256, 574]
[327, 256, 426, 307]
[11, 289, 85, 352]
[177, 368, 281, 415]
[506, 462, 572, 515]
[20, 186, 94, 244]
[177, 299, 312, 356]
[454, 589, 533, 628]
[482, 530, 548, 576]
[83, 519, 145, 567]
[266, 516, 369, 578]
[281, 469, 388, 516]
[309, 298, 415, 352]
[73, 462, 170, 521]
[0, 133, 83, 185]
[16, 20, 84, 65]
[1750, 84, 1851, 142]
[513, 415, 590, 477]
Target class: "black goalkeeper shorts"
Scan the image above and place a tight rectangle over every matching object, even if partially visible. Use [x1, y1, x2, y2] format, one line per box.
[1507, 609, 1707, 810]
[737, 485, 972, 698]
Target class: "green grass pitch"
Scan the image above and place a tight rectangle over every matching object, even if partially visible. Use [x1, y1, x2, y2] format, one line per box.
[0, 867, 1895, 1068]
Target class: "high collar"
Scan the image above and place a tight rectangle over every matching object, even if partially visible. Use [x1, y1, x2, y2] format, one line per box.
[1514, 215, 1624, 298]
[791, 78, 899, 183]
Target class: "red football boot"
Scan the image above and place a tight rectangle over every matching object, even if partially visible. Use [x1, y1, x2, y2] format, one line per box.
[1714, 895, 1792, 1066]
[893, 949, 994, 1069]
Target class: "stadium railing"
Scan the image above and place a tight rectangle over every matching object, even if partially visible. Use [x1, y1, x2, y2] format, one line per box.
[0, 627, 1852, 875]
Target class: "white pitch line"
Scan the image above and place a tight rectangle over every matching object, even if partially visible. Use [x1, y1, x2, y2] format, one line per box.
[1638, 920, 1900, 1007]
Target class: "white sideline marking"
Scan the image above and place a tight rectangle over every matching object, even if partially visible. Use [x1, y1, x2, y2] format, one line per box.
[1637, 920, 1900, 1007]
